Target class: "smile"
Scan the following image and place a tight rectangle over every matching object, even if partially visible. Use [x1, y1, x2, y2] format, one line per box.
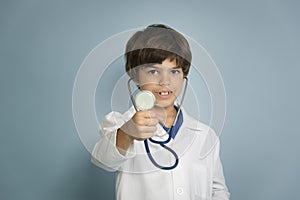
[155, 91, 173, 99]
[158, 91, 172, 96]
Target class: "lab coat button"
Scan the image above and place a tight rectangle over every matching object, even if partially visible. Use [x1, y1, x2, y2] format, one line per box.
[176, 187, 184, 195]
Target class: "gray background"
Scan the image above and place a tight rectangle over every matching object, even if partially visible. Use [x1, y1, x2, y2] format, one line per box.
[1, 0, 299, 199]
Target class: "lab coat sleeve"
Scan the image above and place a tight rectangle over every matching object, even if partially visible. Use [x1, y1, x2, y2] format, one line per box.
[91, 111, 136, 172]
[212, 139, 230, 200]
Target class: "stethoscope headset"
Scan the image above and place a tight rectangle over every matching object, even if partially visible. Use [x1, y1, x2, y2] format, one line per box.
[127, 77, 188, 170]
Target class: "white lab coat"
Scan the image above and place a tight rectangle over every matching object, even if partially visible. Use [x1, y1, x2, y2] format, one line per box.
[91, 106, 230, 200]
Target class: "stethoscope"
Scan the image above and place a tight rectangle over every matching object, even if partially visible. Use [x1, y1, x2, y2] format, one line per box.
[127, 77, 188, 170]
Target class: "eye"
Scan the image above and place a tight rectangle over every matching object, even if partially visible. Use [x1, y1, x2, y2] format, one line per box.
[148, 69, 158, 75]
[171, 69, 181, 74]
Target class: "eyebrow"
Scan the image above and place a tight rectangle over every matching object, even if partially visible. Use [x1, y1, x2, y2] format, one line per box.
[144, 65, 182, 69]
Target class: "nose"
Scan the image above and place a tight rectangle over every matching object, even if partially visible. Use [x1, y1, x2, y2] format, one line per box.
[159, 72, 170, 86]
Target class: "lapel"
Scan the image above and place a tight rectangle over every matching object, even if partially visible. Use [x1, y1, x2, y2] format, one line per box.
[169, 107, 209, 157]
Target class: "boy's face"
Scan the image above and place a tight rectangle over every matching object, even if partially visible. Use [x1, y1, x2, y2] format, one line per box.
[137, 59, 184, 109]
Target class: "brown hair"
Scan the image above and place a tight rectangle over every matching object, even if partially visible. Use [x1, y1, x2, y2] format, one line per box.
[125, 24, 192, 80]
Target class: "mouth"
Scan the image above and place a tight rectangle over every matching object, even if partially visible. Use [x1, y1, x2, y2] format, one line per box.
[155, 90, 173, 99]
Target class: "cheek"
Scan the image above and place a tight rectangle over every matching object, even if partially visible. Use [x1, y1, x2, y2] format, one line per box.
[138, 75, 159, 85]
[137, 71, 152, 86]
[140, 84, 155, 91]
[137, 76, 159, 88]
[172, 79, 185, 97]
[173, 77, 184, 88]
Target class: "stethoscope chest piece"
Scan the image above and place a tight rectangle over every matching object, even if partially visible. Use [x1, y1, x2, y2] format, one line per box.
[134, 90, 156, 111]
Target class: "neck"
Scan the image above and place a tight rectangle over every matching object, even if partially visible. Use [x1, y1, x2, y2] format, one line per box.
[153, 104, 178, 128]
[163, 105, 178, 128]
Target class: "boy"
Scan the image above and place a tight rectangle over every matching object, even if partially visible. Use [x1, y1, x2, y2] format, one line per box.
[91, 24, 230, 200]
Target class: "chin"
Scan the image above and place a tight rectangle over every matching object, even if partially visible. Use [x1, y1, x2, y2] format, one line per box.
[155, 101, 175, 109]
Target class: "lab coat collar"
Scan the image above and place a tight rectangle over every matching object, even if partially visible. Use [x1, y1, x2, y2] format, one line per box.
[180, 107, 206, 131]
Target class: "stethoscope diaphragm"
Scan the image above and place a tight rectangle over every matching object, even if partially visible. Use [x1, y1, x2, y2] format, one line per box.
[134, 90, 156, 111]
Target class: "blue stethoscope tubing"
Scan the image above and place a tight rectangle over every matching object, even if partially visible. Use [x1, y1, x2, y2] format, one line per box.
[127, 77, 188, 170]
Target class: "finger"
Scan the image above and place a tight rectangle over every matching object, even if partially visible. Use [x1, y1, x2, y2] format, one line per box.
[144, 110, 164, 125]
[134, 112, 159, 126]
[137, 125, 157, 134]
[155, 113, 166, 123]
[143, 117, 159, 126]
[134, 132, 155, 140]
[149, 107, 166, 123]
[138, 110, 157, 119]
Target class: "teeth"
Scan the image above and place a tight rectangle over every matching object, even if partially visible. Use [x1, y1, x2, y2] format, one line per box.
[159, 91, 170, 96]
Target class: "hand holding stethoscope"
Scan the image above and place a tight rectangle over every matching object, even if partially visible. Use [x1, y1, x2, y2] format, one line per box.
[119, 105, 164, 141]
